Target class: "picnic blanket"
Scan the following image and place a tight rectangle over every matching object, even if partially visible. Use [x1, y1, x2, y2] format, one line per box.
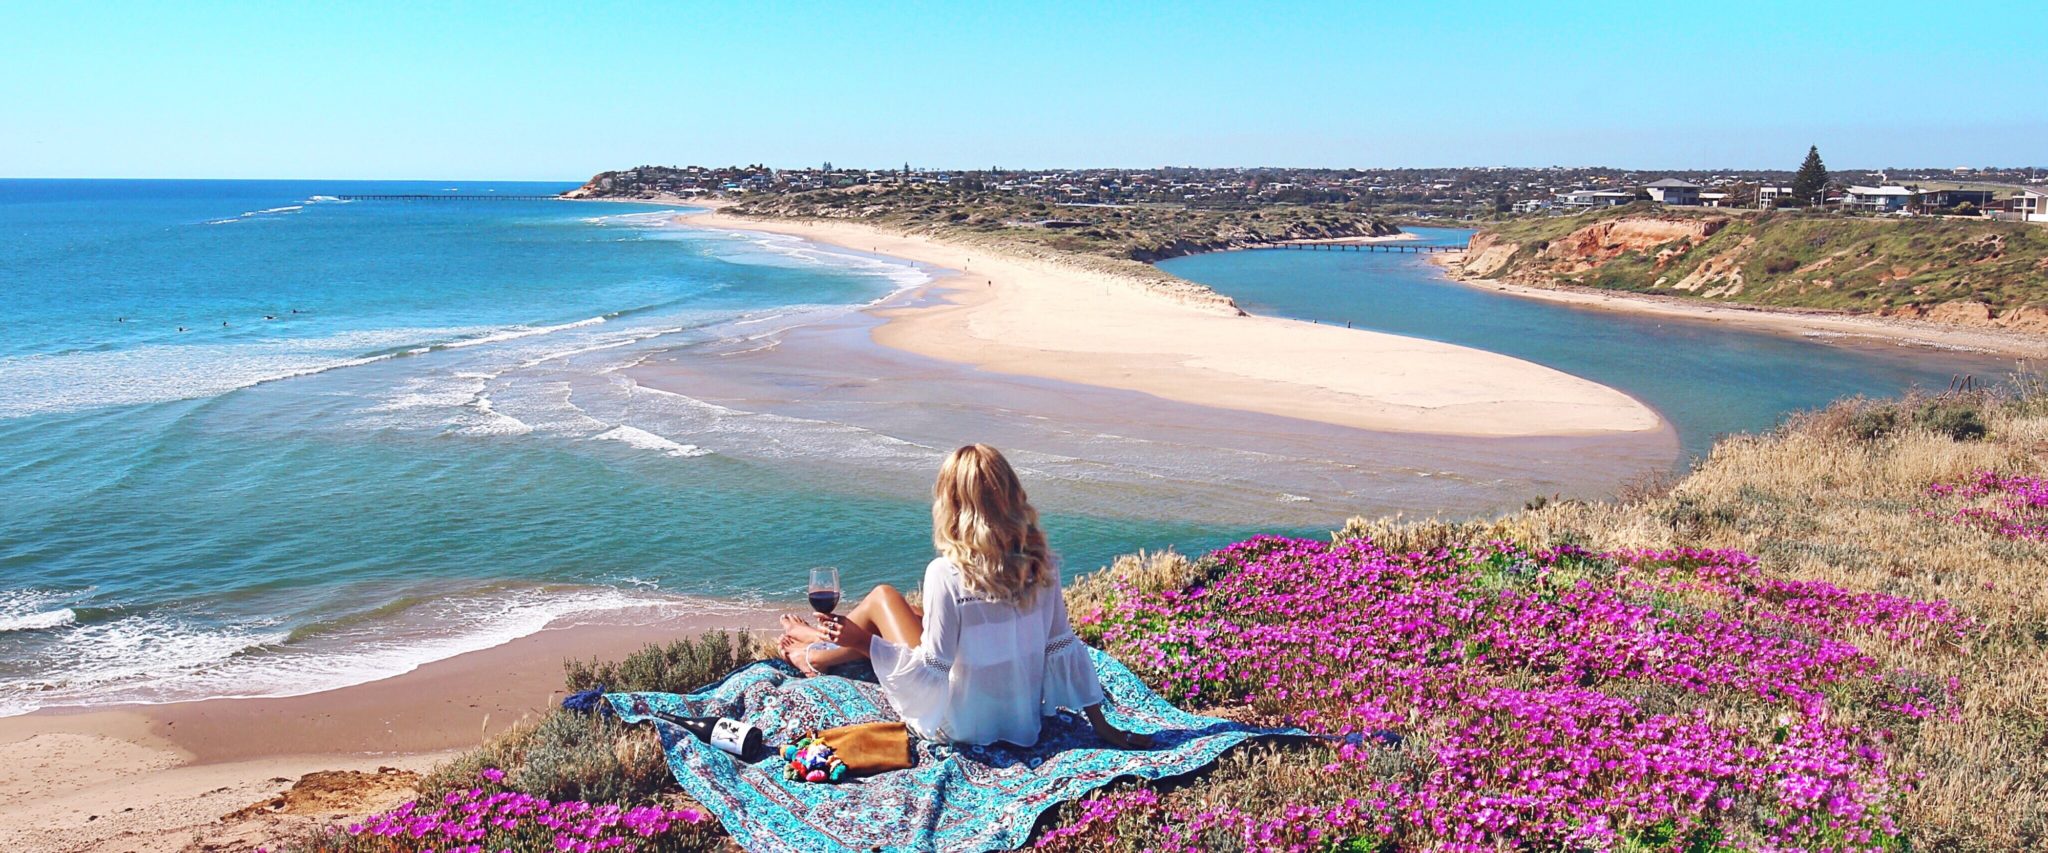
[606, 647, 1298, 853]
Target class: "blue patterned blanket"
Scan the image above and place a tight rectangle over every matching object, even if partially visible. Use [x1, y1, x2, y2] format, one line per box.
[605, 648, 1297, 853]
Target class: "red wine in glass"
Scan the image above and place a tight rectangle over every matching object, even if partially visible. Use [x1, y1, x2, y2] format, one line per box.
[808, 566, 841, 615]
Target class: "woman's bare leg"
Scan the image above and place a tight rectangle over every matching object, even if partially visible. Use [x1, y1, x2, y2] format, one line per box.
[780, 614, 827, 643]
[802, 643, 863, 671]
[839, 584, 923, 652]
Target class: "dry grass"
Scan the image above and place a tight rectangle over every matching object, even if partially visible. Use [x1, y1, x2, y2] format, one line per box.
[1065, 548, 1210, 635]
[1325, 386, 2048, 848]
[295, 386, 2048, 851]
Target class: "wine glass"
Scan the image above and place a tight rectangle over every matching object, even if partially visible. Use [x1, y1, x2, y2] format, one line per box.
[807, 566, 841, 616]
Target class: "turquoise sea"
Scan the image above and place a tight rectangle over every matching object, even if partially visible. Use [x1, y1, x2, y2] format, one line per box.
[0, 185, 2019, 716]
[0, 180, 1252, 716]
[1160, 228, 2021, 458]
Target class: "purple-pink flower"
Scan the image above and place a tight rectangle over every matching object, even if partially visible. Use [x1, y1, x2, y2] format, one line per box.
[1926, 470, 2048, 541]
[1077, 534, 1960, 850]
[340, 768, 706, 851]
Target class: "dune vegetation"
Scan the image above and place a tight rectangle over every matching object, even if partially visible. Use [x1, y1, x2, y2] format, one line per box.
[283, 378, 2047, 852]
[724, 183, 1399, 264]
[1462, 205, 2048, 324]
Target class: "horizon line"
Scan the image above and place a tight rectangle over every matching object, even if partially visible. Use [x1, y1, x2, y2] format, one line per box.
[7, 162, 2045, 183]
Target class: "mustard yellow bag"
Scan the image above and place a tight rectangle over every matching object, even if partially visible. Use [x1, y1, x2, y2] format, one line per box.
[816, 720, 913, 774]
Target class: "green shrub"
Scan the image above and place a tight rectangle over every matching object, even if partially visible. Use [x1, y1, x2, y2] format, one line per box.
[418, 710, 673, 805]
[564, 630, 756, 694]
[513, 710, 675, 803]
[1846, 406, 1901, 441]
[1914, 402, 1988, 441]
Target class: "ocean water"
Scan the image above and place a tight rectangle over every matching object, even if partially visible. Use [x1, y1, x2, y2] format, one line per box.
[0, 180, 1254, 716]
[1160, 228, 2024, 457]
[0, 186, 2007, 718]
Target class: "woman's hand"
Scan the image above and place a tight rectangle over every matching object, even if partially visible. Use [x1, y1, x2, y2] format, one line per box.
[818, 613, 873, 651]
[1084, 703, 1155, 750]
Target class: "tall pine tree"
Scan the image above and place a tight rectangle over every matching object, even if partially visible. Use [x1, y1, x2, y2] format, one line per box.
[1790, 145, 1829, 207]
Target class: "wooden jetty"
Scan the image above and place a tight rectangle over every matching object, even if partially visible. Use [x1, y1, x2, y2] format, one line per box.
[1262, 241, 1462, 253]
[334, 194, 563, 201]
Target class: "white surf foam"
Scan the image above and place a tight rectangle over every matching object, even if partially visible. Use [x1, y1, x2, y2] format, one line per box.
[720, 230, 933, 289]
[205, 204, 306, 225]
[0, 586, 724, 717]
[0, 611, 294, 711]
[594, 211, 933, 292]
[453, 393, 534, 437]
[592, 424, 710, 457]
[434, 316, 607, 352]
[624, 384, 934, 465]
[0, 317, 637, 419]
[0, 608, 76, 632]
[0, 588, 91, 634]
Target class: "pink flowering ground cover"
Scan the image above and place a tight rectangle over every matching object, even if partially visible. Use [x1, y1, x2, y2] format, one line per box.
[298, 768, 709, 852]
[1055, 535, 1969, 852]
[1925, 470, 2048, 542]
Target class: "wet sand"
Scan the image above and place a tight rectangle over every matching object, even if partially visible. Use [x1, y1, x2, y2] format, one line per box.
[624, 281, 1681, 527]
[684, 210, 1667, 439]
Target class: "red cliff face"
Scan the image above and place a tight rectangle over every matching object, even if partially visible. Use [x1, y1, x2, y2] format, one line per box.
[1535, 216, 1730, 273]
[1460, 215, 1730, 282]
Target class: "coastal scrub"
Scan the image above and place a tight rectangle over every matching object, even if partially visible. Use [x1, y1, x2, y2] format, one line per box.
[286, 385, 2045, 851]
[1046, 384, 2047, 851]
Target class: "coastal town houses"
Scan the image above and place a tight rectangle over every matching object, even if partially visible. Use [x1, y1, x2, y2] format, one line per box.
[2012, 189, 2048, 223]
[1916, 188, 1998, 212]
[1757, 186, 1796, 208]
[1556, 189, 1635, 208]
[1644, 178, 1703, 205]
[1843, 185, 1917, 212]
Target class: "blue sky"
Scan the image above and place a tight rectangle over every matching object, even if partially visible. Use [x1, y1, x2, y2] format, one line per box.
[4, 1, 2043, 179]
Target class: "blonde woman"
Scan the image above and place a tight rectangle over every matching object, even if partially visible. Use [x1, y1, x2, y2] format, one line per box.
[778, 444, 1152, 749]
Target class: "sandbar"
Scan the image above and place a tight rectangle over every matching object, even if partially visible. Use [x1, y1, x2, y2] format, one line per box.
[682, 210, 1666, 438]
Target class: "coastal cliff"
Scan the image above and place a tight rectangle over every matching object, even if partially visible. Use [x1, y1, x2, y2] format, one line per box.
[1449, 205, 2048, 333]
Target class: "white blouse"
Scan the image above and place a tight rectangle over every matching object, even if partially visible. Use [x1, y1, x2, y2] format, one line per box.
[868, 557, 1105, 747]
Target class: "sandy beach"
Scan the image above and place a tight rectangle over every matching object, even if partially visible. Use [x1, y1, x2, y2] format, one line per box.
[0, 609, 772, 853]
[1279, 232, 1421, 246]
[1431, 251, 2048, 361]
[682, 210, 1665, 438]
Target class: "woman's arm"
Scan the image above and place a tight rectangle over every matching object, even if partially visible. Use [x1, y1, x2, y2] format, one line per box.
[833, 563, 962, 735]
[1041, 581, 1151, 748]
[1084, 703, 1154, 750]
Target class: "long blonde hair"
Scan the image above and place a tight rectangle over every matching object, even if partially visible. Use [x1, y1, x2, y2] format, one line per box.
[932, 444, 1055, 606]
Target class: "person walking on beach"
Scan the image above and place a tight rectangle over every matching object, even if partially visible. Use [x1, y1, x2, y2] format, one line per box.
[776, 444, 1152, 750]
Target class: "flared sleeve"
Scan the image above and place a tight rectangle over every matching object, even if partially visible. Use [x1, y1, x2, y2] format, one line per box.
[1040, 578, 1105, 713]
[868, 559, 961, 737]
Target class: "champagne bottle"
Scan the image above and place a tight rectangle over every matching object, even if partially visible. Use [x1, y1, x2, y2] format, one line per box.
[654, 711, 765, 761]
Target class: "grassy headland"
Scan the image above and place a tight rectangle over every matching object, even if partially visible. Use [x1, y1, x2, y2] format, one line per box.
[1456, 204, 2048, 330]
[718, 183, 1401, 263]
[283, 378, 2047, 851]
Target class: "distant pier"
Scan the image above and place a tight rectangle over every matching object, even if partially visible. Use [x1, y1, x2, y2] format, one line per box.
[1264, 241, 1462, 253]
[333, 194, 563, 201]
